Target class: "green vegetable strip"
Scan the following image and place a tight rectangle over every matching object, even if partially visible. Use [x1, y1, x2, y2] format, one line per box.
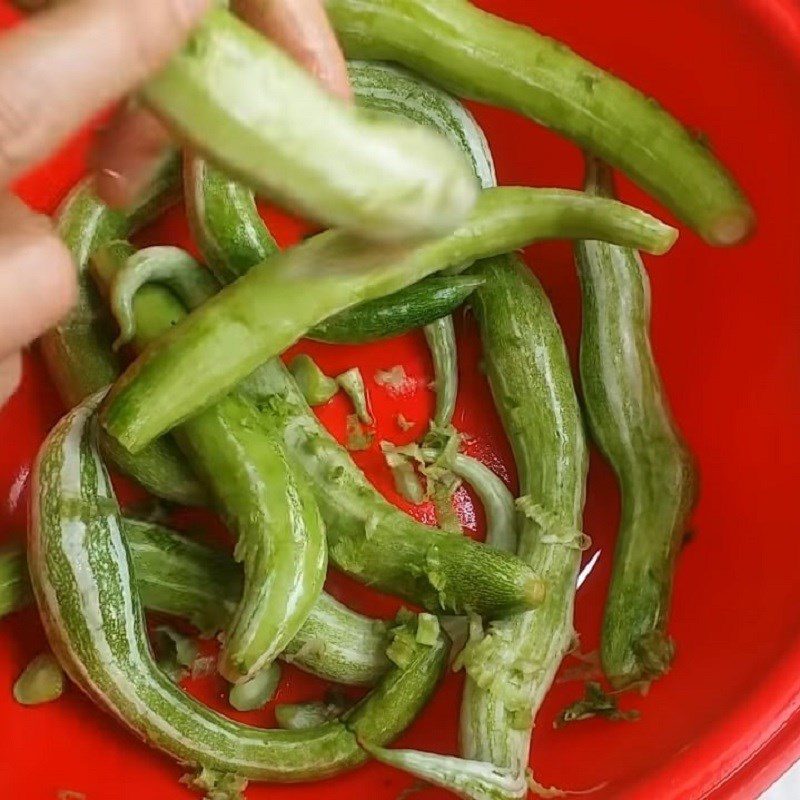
[13, 653, 65, 705]
[308, 275, 484, 344]
[425, 317, 459, 428]
[39, 169, 206, 507]
[576, 158, 698, 689]
[42, 181, 134, 407]
[461, 255, 588, 778]
[183, 150, 280, 286]
[174, 395, 327, 684]
[384, 445, 426, 505]
[348, 60, 497, 428]
[240, 357, 546, 617]
[349, 61, 496, 190]
[336, 368, 372, 425]
[0, 545, 31, 620]
[143, 9, 477, 243]
[181, 102, 545, 620]
[101, 240, 523, 663]
[185, 152, 485, 342]
[421, 450, 517, 553]
[415, 613, 441, 647]
[102, 187, 676, 453]
[229, 663, 281, 712]
[280, 592, 390, 686]
[365, 744, 526, 800]
[184, 59, 492, 423]
[121, 518, 241, 636]
[2, 520, 390, 687]
[27, 394, 448, 781]
[327, 0, 754, 246]
[94, 243, 328, 684]
[290, 355, 339, 407]
[110, 246, 219, 350]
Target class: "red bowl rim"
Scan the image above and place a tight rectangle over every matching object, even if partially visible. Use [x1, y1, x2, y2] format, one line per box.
[1, 2, 796, 798]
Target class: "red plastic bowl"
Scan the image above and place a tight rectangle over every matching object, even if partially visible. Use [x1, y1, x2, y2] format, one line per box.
[1, 0, 799, 798]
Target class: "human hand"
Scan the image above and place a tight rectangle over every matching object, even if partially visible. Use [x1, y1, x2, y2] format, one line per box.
[0, 0, 212, 406]
[0, 0, 349, 407]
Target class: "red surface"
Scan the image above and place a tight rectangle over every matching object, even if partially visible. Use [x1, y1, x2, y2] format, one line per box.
[1, 0, 799, 798]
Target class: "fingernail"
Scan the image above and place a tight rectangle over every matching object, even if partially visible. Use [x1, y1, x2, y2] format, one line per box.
[94, 167, 130, 209]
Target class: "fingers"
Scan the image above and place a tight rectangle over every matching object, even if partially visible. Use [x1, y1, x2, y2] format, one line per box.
[0, 192, 70, 402]
[0, 0, 210, 187]
[92, 104, 174, 209]
[0, 192, 75, 361]
[0, 351, 22, 408]
[234, 0, 351, 101]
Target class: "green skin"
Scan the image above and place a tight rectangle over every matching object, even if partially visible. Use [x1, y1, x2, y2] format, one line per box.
[240, 357, 545, 617]
[341, 257, 589, 800]
[419, 448, 517, 554]
[424, 316, 458, 427]
[308, 275, 484, 344]
[461, 255, 588, 778]
[336, 368, 372, 425]
[0, 545, 30, 619]
[98, 239, 536, 652]
[1, 520, 391, 687]
[143, 10, 477, 243]
[101, 186, 677, 453]
[182, 151, 279, 286]
[289, 355, 339, 406]
[93, 242, 328, 684]
[347, 60, 497, 429]
[0, 525, 237, 636]
[13, 653, 64, 705]
[576, 159, 698, 690]
[183, 59, 495, 427]
[40, 166, 206, 508]
[365, 744, 526, 800]
[348, 61, 496, 192]
[27, 395, 449, 781]
[181, 156, 484, 344]
[180, 109, 545, 618]
[171, 395, 327, 684]
[100, 247, 546, 617]
[326, 0, 754, 247]
[110, 246, 220, 350]
[229, 663, 281, 712]
[117, 518, 241, 636]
